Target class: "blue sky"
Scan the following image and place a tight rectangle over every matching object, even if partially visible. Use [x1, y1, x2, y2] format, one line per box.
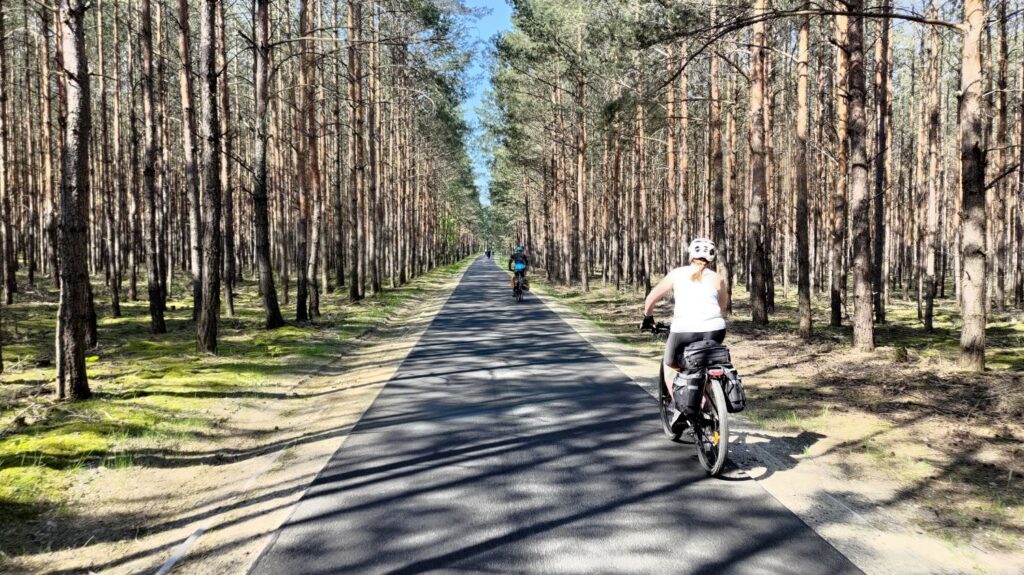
[463, 0, 514, 206]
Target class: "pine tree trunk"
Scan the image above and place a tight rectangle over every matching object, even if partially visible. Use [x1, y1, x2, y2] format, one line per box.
[39, 7, 60, 290]
[299, 0, 323, 318]
[831, 1, 849, 327]
[196, 0, 221, 352]
[253, 0, 284, 329]
[56, 0, 93, 400]
[796, 12, 812, 339]
[959, 0, 987, 370]
[873, 2, 890, 324]
[923, 0, 941, 332]
[0, 5, 8, 373]
[575, 27, 588, 291]
[747, 0, 768, 325]
[678, 39, 690, 260]
[709, 9, 729, 310]
[176, 0, 203, 321]
[347, 0, 364, 301]
[218, 0, 235, 317]
[846, 0, 874, 351]
[141, 0, 166, 333]
[365, 1, 379, 296]
[992, 0, 1009, 311]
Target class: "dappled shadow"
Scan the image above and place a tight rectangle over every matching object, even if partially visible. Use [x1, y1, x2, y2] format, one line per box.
[250, 260, 862, 575]
[728, 429, 826, 481]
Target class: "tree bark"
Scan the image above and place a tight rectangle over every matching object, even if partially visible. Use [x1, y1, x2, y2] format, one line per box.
[959, 0, 987, 370]
[846, 0, 873, 350]
[176, 0, 203, 321]
[253, 0, 285, 329]
[872, 1, 890, 324]
[0, 5, 8, 372]
[218, 0, 235, 317]
[710, 7, 729, 312]
[56, 0, 93, 399]
[347, 0, 364, 302]
[796, 12, 812, 339]
[141, 0, 166, 333]
[196, 0, 221, 352]
[923, 0, 941, 332]
[575, 26, 588, 291]
[748, 0, 769, 325]
[831, 0, 849, 327]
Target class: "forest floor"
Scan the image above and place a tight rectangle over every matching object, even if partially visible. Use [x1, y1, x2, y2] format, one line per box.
[529, 272, 1024, 574]
[0, 258, 471, 574]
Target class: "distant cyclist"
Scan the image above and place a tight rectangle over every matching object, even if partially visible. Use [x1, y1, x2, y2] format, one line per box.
[641, 238, 727, 392]
[508, 246, 529, 288]
[485, 248, 492, 260]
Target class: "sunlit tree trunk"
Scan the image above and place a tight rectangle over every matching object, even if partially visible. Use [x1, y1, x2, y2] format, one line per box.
[831, 1, 849, 327]
[576, 26, 588, 290]
[709, 6, 729, 311]
[218, 0, 235, 317]
[873, 2, 891, 324]
[923, 0, 941, 332]
[347, 0, 364, 301]
[56, 0, 93, 399]
[959, 0, 987, 370]
[176, 0, 203, 320]
[253, 0, 285, 329]
[846, 0, 873, 350]
[196, 0, 221, 352]
[796, 12, 812, 339]
[747, 0, 768, 325]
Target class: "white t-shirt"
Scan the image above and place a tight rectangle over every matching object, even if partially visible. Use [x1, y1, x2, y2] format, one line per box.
[668, 265, 726, 333]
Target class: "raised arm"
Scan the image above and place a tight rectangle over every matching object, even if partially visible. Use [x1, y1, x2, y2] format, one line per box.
[643, 274, 674, 316]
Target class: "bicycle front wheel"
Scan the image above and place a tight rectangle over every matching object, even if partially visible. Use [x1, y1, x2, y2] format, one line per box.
[694, 378, 730, 476]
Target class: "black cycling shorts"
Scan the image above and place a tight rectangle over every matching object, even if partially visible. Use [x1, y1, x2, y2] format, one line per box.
[662, 329, 726, 370]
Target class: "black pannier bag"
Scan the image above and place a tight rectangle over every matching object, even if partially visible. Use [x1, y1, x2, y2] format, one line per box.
[723, 368, 746, 413]
[681, 340, 732, 372]
[673, 371, 704, 415]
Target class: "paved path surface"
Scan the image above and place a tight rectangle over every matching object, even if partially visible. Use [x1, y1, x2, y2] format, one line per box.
[250, 258, 862, 575]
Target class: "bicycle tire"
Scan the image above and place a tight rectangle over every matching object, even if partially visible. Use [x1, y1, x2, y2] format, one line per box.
[658, 365, 682, 440]
[694, 378, 730, 476]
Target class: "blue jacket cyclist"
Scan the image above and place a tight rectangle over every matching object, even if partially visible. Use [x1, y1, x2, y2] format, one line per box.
[508, 246, 529, 283]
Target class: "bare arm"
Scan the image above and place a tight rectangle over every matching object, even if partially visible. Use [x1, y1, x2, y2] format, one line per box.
[643, 274, 674, 316]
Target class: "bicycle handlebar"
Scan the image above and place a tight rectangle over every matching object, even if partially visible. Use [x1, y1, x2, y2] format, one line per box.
[640, 320, 671, 335]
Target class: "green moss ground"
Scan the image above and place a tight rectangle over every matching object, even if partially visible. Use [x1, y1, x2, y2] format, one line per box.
[0, 258, 470, 546]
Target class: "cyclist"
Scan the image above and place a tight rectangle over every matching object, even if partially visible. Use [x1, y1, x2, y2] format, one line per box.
[508, 246, 529, 290]
[641, 238, 727, 392]
[485, 248, 492, 260]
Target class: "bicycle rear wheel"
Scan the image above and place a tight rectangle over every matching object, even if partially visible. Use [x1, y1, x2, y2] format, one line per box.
[694, 378, 730, 476]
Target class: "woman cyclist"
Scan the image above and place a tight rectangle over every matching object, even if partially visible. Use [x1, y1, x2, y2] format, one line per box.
[641, 238, 727, 392]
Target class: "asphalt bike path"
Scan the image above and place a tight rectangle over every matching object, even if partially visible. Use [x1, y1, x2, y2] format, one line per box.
[250, 257, 862, 574]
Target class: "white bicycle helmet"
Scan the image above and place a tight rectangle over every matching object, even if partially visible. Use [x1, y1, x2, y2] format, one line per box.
[687, 238, 717, 262]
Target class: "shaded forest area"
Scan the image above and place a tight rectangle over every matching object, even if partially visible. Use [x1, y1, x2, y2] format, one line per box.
[0, 0, 483, 400]
[483, 0, 1023, 370]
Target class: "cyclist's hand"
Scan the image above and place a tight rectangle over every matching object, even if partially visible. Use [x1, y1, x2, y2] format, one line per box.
[640, 315, 655, 332]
